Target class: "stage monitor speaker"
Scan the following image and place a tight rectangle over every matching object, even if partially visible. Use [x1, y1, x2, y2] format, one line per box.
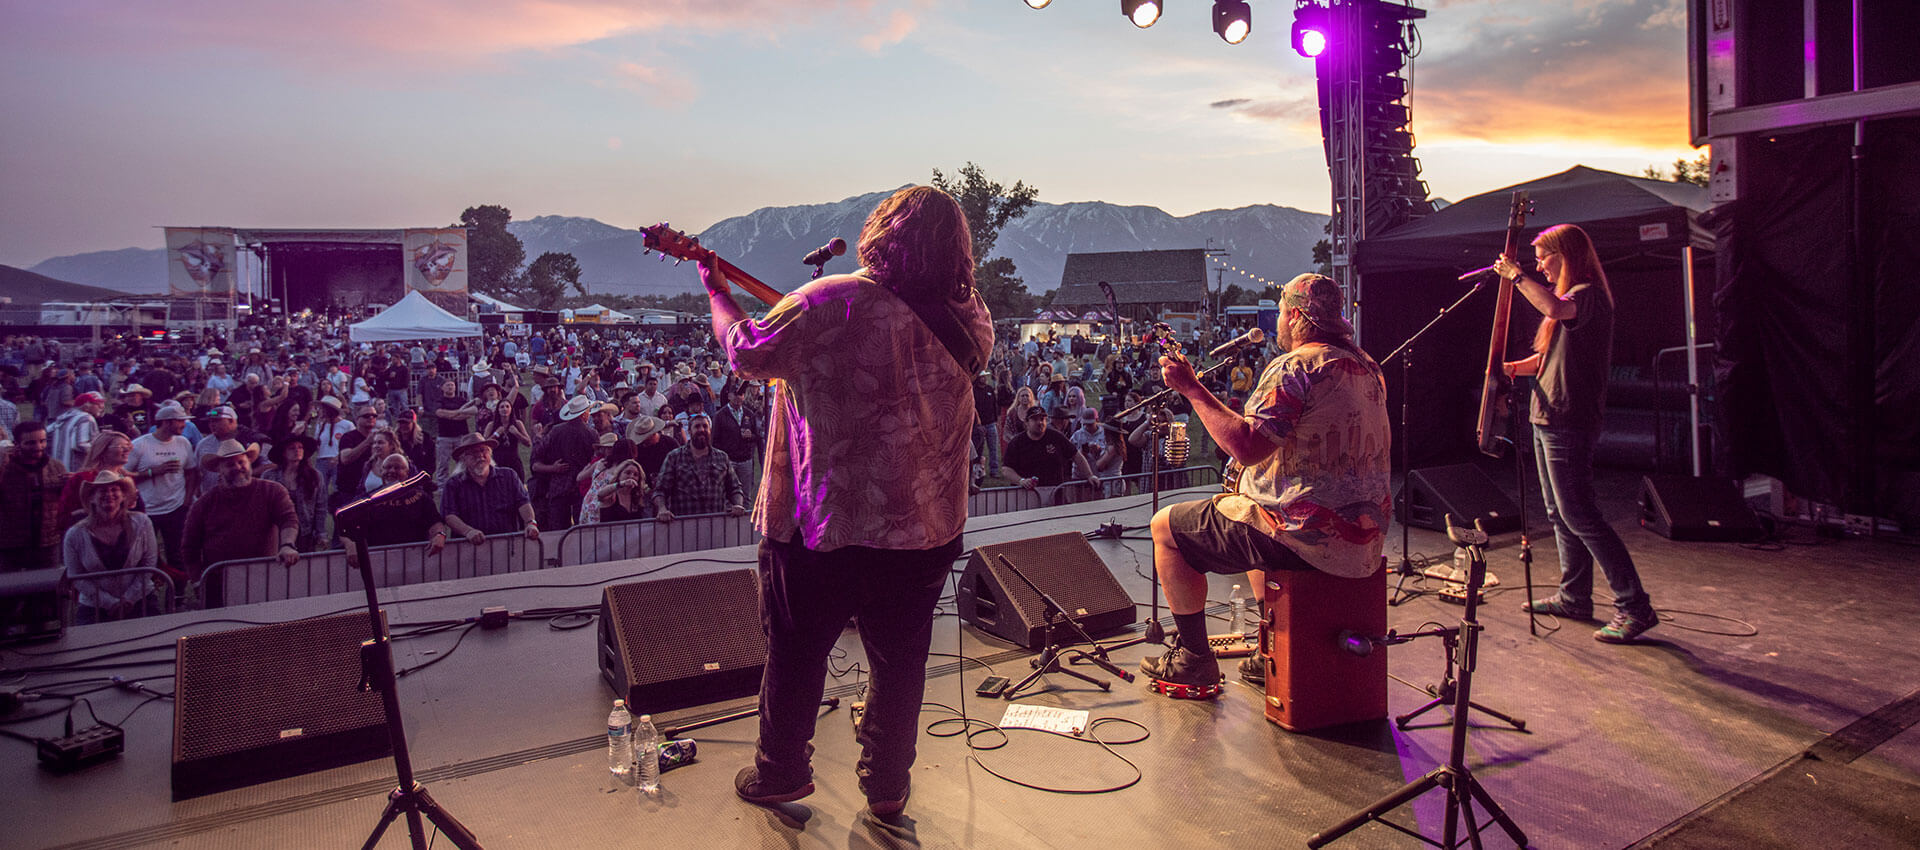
[599, 570, 766, 715]
[172, 611, 391, 800]
[956, 533, 1136, 649]
[1399, 464, 1521, 536]
[1640, 474, 1764, 542]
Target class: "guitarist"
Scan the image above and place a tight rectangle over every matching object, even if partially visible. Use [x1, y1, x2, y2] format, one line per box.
[1492, 223, 1658, 643]
[1139, 274, 1392, 694]
[692, 185, 992, 818]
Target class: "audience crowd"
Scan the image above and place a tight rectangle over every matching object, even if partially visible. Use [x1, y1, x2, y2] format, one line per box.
[0, 315, 1260, 632]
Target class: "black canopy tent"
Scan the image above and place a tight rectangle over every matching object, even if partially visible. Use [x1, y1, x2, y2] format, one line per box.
[1353, 166, 1715, 470]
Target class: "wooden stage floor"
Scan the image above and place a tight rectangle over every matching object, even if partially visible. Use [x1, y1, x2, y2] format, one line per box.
[6, 466, 1918, 849]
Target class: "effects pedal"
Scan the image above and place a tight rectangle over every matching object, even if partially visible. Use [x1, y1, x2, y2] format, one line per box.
[1207, 632, 1258, 658]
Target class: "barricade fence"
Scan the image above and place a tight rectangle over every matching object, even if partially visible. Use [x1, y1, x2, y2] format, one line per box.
[60, 567, 178, 625]
[555, 512, 758, 568]
[198, 531, 546, 608]
[971, 465, 1223, 511]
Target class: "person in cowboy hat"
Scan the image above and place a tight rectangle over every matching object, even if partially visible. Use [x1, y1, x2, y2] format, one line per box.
[528, 395, 598, 530]
[623, 414, 678, 483]
[105, 383, 155, 437]
[181, 439, 299, 607]
[440, 433, 538, 544]
[260, 434, 325, 552]
[61, 469, 161, 624]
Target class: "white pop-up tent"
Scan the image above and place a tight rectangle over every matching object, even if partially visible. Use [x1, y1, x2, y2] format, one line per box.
[349, 290, 482, 342]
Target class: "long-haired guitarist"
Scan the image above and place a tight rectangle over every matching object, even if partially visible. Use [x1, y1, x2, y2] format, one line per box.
[1140, 273, 1392, 694]
[1493, 223, 1658, 643]
[690, 185, 993, 817]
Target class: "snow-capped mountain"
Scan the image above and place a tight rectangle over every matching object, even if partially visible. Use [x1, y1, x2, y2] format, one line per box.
[26, 194, 1328, 300]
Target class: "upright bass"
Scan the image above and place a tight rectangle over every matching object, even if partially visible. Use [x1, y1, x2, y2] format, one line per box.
[1474, 192, 1532, 457]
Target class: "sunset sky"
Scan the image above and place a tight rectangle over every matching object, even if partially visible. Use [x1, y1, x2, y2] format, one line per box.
[0, 0, 1699, 268]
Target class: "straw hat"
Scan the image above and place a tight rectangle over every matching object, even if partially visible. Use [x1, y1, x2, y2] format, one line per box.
[79, 468, 137, 503]
[625, 415, 668, 442]
[118, 384, 152, 399]
[199, 440, 261, 471]
[558, 395, 595, 421]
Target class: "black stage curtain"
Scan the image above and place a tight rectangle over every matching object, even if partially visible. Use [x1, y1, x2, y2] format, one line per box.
[1714, 117, 1920, 524]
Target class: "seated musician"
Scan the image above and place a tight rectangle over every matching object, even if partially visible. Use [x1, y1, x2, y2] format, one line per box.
[1139, 274, 1392, 693]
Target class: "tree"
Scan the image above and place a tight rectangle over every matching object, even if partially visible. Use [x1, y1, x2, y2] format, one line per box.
[1311, 239, 1334, 277]
[1644, 152, 1711, 187]
[1219, 283, 1258, 309]
[522, 252, 585, 310]
[932, 162, 1039, 319]
[457, 205, 526, 299]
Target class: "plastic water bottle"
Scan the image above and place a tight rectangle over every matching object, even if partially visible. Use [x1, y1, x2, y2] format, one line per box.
[1229, 584, 1246, 635]
[607, 699, 633, 780]
[634, 713, 662, 795]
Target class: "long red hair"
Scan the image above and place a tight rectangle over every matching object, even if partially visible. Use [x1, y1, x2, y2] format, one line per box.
[1530, 224, 1611, 355]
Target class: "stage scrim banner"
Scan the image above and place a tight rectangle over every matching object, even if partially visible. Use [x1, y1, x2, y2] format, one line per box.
[403, 228, 469, 316]
[164, 227, 237, 297]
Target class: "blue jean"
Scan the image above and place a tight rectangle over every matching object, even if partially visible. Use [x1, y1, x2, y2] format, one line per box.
[1533, 425, 1654, 621]
[753, 533, 959, 802]
[973, 423, 1000, 478]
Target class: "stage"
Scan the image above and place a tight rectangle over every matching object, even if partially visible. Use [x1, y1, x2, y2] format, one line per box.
[7, 467, 1919, 849]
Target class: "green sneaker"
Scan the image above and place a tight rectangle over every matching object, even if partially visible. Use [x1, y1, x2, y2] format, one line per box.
[1594, 613, 1657, 643]
[1523, 596, 1595, 620]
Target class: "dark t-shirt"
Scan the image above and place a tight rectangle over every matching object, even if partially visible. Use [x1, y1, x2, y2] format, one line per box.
[348, 484, 441, 548]
[436, 396, 470, 438]
[1530, 282, 1612, 430]
[635, 434, 680, 482]
[1004, 428, 1079, 486]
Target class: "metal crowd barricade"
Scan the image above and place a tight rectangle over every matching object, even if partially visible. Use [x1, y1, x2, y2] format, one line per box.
[197, 532, 545, 608]
[967, 486, 1046, 517]
[59, 567, 178, 625]
[553, 512, 758, 567]
[1047, 465, 1223, 506]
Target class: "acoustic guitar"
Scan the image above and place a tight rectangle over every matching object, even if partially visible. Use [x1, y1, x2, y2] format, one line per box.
[639, 223, 785, 308]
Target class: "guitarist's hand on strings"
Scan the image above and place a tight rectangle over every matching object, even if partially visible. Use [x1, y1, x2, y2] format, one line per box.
[1158, 351, 1202, 398]
[692, 247, 729, 296]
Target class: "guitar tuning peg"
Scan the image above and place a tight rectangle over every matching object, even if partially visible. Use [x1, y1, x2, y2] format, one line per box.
[673, 258, 683, 265]
[641, 248, 652, 255]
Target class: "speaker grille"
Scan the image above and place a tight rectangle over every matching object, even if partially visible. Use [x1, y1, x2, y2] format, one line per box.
[960, 533, 1135, 648]
[172, 611, 390, 799]
[599, 570, 767, 715]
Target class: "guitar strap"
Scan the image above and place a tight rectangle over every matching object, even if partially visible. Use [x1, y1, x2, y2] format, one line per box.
[857, 275, 985, 376]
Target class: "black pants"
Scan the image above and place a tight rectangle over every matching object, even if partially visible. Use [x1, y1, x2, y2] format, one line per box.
[753, 532, 960, 802]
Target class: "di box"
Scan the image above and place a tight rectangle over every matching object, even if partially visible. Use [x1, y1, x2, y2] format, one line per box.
[1640, 474, 1764, 542]
[172, 611, 391, 800]
[1399, 464, 1521, 535]
[599, 570, 767, 715]
[957, 533, 1135, 649]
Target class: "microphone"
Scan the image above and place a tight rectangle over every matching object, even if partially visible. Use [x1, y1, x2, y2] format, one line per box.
[1163, 421, 1190, 466]
[1205, 327, 1267, 359]
[800, 237, 847, 267]
[1457, 263, 1499, 281]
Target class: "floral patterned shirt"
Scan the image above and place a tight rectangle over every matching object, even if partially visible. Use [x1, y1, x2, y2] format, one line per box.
[1214, 342, 1392, 578]
[725, 273, 992, 552]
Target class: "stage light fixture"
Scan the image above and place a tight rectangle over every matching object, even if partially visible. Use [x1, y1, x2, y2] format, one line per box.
[1024, 0, 1053, 8]
[1292, 3, 1328, 58]
[1213, 0, 1251, 44]
[1122, 0, 1162, 28]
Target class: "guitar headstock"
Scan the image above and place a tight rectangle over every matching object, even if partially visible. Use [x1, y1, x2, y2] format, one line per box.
[1508, 191, 1533, 229]
[1149, 322, 1184, 361]
[640, 223, 708, 264]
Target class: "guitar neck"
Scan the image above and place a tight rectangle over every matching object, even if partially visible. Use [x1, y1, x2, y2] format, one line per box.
[713, 258, 784, 308]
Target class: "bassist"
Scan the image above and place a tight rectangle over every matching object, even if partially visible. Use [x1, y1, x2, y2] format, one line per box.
[1492, 224, 1658, 644]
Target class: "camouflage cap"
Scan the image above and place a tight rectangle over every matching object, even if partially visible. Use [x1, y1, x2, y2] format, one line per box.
[1279, 273, 1354, 337]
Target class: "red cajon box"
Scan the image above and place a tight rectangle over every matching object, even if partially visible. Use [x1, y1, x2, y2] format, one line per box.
[1259, 564, 1388, 731]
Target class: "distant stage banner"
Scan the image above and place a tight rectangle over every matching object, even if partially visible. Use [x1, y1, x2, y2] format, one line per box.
[403, 228, 469, 315]
[164, 227, 237, 297]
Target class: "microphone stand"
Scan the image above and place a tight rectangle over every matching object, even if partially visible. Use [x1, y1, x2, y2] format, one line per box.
[1309, 518, 1529, 850]
[1101, 352, 1242, 653]
[1379, 279, 1490, 606]
[995, 554, 1135, 698]
[334, 474, 483, 850]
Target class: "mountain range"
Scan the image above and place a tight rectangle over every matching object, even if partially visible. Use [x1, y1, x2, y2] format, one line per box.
[20, 191, 1329, 301]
